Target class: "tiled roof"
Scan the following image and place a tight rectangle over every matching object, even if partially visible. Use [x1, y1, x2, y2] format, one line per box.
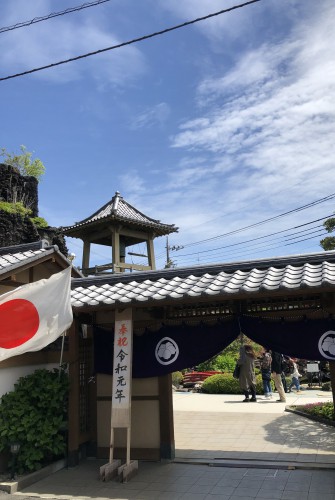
[63, 191, 178, 236]
[0, 241, 56, 275]
[70, 251, 335, 309]
[0, 240, 82, 279]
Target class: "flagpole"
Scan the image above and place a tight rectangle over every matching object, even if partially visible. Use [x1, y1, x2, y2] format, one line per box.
[59, 329, 66, 373]
[59, 254, 75, 376]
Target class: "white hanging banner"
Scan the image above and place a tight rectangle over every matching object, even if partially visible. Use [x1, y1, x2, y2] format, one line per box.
[111, 309, 133, 428]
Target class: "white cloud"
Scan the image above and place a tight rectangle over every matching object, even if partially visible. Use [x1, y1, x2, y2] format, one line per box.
[169, 1, 335, 213]
[110, 0, 335, 267]
[129, 103, 171, 130]
[0, 1, 146, 85]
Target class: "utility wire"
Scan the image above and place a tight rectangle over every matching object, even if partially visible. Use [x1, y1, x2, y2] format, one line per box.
[155, 212, 333, 261]
[176, 230, 325, 262]
[179, 193, 335, 249]
[0, 0, 112, 34]
[174, 231, 328, 266]
[0, 0, 262, 82]
[174, 213, 334, 258]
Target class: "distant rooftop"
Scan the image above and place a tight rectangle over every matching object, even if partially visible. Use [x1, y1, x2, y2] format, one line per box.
[70, 250, 335, 309]
[63, 191, 178, 239]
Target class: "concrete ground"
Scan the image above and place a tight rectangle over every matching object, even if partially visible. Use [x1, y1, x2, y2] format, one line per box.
[3, 389, 335, 500]
[173, 389, 335, 464]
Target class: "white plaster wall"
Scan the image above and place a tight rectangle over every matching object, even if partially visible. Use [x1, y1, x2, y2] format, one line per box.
[0, 363, 58, 397]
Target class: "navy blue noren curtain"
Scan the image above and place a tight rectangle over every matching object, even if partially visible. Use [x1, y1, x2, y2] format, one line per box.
[240, 316, 335, 361]
[93, 316, 335, 378]
[93, 319, 239, 378]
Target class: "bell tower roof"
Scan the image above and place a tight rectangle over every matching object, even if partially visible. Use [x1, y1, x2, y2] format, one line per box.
[63, 191, 177, 243]
[63, 192, 178, 275]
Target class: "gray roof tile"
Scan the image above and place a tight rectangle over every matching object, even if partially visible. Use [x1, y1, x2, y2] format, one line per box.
[63, 191, 178, 236]
[70, 251, 335, 309]
[0, 249, 45, 270]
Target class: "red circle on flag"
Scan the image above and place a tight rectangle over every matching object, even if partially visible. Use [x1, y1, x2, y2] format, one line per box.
[0, 299, 40, 349]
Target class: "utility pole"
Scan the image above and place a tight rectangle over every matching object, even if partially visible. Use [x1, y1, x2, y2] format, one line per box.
[165, 236, 183, 268]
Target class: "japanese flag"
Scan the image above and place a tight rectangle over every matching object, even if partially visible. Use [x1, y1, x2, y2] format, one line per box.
[0, 267, 73, 361]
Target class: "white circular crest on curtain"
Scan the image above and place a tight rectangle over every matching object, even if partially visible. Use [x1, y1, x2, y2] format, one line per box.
[155, 337, 179, 365]
[318, 330, 335, 360]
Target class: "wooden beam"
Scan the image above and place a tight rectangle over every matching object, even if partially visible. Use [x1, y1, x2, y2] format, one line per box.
[147, 238, 156, 270]
[82, 241, 91, 271]
[112, 231, 120, 272]
[329, 361, 335, 420]
[67, 321, 80, 466]
[158, 374, 175, 459]
[117, 227, 153, 241]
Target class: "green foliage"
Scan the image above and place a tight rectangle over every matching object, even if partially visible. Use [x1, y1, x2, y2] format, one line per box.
[201, 373, 265, 395]
[298, 402, 334, 421]
[172, 371, 183, 387]
[1, 145, 45, 181]
[196, 354, 235, 373]
[320, 217, 335, 250]
[30, 216, 48, 228]
[0, 201, 48, 228]
[0, 200, 31, 216]
[320, 237, 335, 251]
[322, 382, 332, 391]
[195, 337, 263, 373]
[323, 218, 335, 233]
[0, 369, 69, 474]
[164, 259, 176, 269]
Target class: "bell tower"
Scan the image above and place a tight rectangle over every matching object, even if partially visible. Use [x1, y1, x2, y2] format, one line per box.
[63, 191, 178, 276]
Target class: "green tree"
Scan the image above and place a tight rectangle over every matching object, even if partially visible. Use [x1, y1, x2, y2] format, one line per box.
[195, 337, 263, 372]
[0, 145, 45, 181]
[320, 217, 335, 250]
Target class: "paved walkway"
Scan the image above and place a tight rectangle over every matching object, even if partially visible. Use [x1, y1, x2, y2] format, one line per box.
[173, 389, 335, 464]
[4, 389, 335, 500]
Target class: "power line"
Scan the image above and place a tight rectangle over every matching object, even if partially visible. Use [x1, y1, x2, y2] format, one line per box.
[179, 193, 335, 249]
[174, 230, 329, 266]
[0, 0, 262, 82]
[174, 213, 334, 258]
[170, 212, 334, 264]
[0, 0, 112, 34]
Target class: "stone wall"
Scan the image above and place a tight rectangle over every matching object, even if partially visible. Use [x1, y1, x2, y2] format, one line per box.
[0, 212, 39, 247]
[0, 163, 38, 217]
[0, 163, 68, 255]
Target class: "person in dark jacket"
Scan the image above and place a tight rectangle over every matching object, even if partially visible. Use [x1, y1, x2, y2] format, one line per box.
[260, 348, 272, 398]
[271, 351, 286, 402]
[237, 344, 257, 402]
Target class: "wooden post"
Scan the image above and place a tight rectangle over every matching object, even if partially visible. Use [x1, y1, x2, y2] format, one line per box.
[329, 361, 335, 420]
[112, 232, 120, 273]
[159, 374, 175, 460]
[67, 322, 80, 466]
[147, 238, 156, 270]
[99, 308, 138, 482]
[82, 241, 90, 273]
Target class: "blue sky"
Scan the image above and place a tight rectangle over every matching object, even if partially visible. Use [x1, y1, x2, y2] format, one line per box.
[1, 0, 335, 270]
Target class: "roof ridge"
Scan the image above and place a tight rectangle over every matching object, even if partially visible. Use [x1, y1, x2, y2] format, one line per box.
[0, 239, 50, 256]
[71, 250, 335, 288]
[63, 191, 178, 234]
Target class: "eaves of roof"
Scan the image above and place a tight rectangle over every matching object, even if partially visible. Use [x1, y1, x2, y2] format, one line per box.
[63, 214, 177, 237]
[0, 240, 82, 280]
[63, 193, 178, 236]
[70, 250, 335, 310]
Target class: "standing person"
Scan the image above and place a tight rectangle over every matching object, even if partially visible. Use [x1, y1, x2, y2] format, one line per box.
[237, 344, 257, 402]
[288, 358, 302, 393]
[281, 355, 292, 393]
[271, 351, 286, 402]
[261, 348, 272, 398]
